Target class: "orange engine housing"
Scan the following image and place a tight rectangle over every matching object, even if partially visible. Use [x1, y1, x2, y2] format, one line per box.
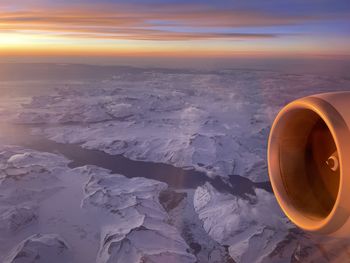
[268, 92, 350, 237]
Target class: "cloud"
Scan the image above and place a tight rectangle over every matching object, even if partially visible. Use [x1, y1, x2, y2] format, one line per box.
[0, 3, 312, 41]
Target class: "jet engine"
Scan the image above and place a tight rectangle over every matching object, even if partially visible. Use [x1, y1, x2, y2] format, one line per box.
[268, 92, 350, 237]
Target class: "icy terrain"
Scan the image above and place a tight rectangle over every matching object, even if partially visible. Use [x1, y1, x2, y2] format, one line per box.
[1, 63, 350, 262]
[9, 68, 350, 181]
[0, 146, 195, 262]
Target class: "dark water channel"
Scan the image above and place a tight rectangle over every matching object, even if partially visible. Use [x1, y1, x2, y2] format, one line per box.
[1, 123, 272, 198]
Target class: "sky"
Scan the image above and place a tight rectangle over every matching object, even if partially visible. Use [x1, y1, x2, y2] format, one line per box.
[0, 0, 350, 63]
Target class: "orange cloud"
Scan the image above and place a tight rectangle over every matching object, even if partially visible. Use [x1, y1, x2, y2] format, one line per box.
[0, 4, 308, 41]
[0, 3, 348, 58]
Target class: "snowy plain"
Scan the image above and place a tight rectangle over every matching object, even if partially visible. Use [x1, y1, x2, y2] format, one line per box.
[1, 63, 350, 262]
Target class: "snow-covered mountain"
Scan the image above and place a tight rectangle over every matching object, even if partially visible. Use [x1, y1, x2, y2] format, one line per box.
[1, 64, 350, 262]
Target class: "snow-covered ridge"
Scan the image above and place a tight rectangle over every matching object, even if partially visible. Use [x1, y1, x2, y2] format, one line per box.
[194, 182, 291, 262]
[4, 234, 72, 263]
[0, 146, 195, 262]
[9, 69, 350, 181]
[193, 182, 350, 263]
[2, 66, 350, 262]
[83, 170, 196, 262]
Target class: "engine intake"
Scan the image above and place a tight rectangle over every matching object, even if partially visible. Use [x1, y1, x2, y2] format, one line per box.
[268, 92, 350, 236]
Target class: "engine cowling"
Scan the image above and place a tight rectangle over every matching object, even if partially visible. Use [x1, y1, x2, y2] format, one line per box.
[268, 92, 350, 237]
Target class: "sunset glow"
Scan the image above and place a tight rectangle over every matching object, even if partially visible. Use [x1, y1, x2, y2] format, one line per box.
[1, 0, 350, 60]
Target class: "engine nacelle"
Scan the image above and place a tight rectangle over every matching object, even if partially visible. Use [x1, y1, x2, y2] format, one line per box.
[268, 92, 350, 237]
